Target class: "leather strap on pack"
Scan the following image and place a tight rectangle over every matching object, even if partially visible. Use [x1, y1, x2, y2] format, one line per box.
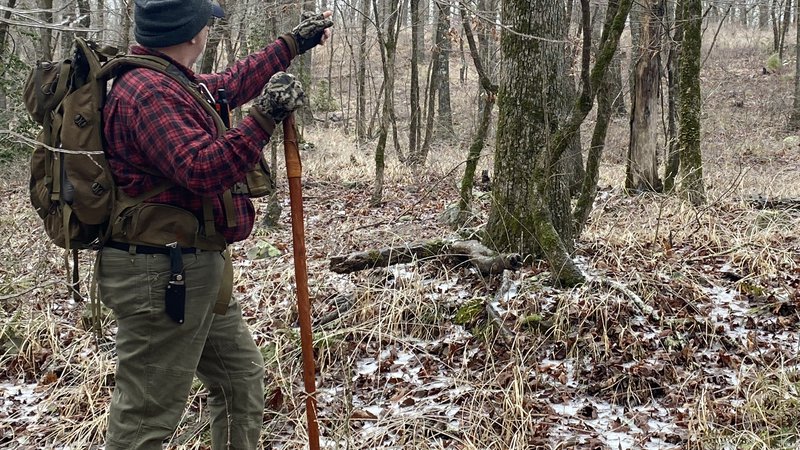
[213, 248, 233, 315]
[221, 190, 236, 228]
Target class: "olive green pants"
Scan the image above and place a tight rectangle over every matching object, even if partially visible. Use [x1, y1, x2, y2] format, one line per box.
[98, 247, 265, 449]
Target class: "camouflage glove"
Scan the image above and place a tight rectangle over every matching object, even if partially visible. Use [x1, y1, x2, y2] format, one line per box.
[290, 11, 333, 54]
[254, 72, 306, 123]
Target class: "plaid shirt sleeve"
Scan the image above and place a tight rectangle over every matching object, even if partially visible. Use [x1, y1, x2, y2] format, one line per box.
[198, 39, 293, 109]
[103, 39, 293, 243]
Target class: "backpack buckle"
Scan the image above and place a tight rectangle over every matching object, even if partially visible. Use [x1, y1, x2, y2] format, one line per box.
[74, 114, 88, 127]
[91, 182, 105, 195]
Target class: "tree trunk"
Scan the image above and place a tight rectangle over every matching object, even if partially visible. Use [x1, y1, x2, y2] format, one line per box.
[0, 0, 16, 57]
[760, 0, 769, 28]
[456, 5, 497, 225]
[418, 0, 427, 62]
[409, 0, 422, 156]
[593, 2, 625, 116]
[772, 0, 780, 52]
[664, 0, 683, 192]
[39, 0, 53, 60]
[574, 0, 630, 236]
[200, 0, 227, 73]
[485, 0, 584, 286]
[626, 0, 664, 194]
[678, 0, 705, 205]
[371, 0, 401, 206]
[790, 0, 800, 129]
[294, 0, 316, 126]
[412, 1, 446, 166]
[120, 0, 133, 50]
[76, 0, 91, 39]
[779, 0, 792, 60]
[356, 0, 371, 140]
[435, 1, 454, 136]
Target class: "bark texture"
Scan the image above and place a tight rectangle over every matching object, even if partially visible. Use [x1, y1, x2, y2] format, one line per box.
[678, 0, 705, 205]
[485, 0, 584, 286]
[626, 0, 664, 194]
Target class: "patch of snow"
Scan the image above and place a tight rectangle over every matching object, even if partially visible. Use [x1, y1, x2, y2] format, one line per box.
[356, 359, 379, 376]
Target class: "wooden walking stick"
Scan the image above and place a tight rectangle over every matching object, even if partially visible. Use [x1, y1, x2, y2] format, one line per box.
[283, 114, 320, 449]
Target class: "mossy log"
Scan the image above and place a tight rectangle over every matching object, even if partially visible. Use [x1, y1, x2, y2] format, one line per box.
[329, 239, 522, 275]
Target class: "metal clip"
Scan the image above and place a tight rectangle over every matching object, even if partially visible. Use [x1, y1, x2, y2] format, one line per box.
[197, 83, 216, 106]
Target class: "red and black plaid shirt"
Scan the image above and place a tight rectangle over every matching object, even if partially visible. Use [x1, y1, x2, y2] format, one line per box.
[103, 39, 292, 243]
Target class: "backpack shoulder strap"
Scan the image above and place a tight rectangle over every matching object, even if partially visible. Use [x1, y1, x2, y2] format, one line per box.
[97, 54, 227, 137]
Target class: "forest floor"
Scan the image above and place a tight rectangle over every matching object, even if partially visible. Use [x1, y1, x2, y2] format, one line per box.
[2, 25, 800, 450]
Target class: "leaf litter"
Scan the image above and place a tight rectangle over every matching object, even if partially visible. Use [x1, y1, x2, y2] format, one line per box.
[2, 30, 800, 450]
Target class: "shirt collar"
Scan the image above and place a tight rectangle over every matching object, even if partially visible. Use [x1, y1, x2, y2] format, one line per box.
[131, 45, 198, 82]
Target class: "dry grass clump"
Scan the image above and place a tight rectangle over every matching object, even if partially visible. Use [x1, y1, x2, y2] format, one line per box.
[692, 367, 800, 450]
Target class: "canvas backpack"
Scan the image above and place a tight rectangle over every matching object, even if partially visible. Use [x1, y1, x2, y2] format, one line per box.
[24, 37, 273, 304]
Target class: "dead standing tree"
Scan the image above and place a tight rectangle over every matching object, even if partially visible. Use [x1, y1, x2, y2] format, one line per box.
[626, 0, 664, 194]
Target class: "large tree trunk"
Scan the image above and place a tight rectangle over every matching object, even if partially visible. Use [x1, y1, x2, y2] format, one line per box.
[485, 0, 584, 286]
[679, 0, 705, 205]
[626, 0, 664, 194]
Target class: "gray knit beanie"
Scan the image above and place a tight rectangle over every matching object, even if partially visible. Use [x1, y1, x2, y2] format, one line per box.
[134, 0, 224, 48]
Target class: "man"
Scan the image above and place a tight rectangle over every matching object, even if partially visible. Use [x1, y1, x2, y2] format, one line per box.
[98, 0, 332, 448]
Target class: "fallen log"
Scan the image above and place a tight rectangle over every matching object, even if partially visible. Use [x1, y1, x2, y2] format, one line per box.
[329, 239, 522, 275]
[747, 195, 800, 210]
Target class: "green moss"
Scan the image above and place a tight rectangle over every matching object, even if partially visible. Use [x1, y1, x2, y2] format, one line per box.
[738, 282, 765, 298]
[454, 297, 485, 325]
[766, 52, 781, 73]
[366, 249, 382, 262]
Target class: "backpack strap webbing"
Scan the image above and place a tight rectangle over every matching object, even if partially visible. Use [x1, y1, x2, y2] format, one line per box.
[97, 53, 238, 240]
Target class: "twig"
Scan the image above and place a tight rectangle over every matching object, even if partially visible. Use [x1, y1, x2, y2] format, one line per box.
[589, 276, 660, 322]
[0, 280, 62, 301]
